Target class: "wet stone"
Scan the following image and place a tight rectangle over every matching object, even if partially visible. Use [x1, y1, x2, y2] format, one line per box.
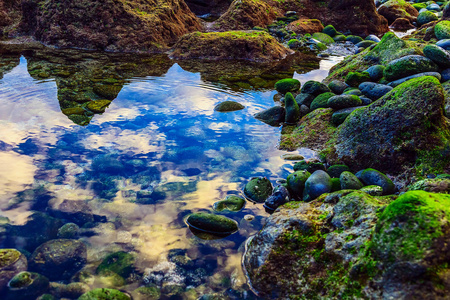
[244, 177, 273, 203]
[213, 195, 245, 212]
[186, 213, 238, 235]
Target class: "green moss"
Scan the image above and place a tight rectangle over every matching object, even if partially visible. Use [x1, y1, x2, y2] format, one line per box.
[96, 252, 136, 279]
[78, 288, 130, 300]
[0, 249, 21, 268]
[435, 20, 450, 40]
[275, 78, 301, 94]
[9, 271, 32, 288]
[345, 72, 370, 87]
[312, 32, 334, 45]
[310, 92, 334, 110]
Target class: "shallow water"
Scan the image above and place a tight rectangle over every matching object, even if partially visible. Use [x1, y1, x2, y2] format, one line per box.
[0, 49, 342, 299]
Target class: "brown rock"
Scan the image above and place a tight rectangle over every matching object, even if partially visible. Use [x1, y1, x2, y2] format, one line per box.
[377, 0, 418, 25]
[20, 0, 203, 52]
[286, 19, 324, 34]
[170, 31, 293, 62]
[390, 17, 415, 30]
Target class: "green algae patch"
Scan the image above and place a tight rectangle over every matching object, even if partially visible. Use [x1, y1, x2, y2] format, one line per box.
[78, 288, 130, 300]
[371, 191, 450, 261]
[0, 249, 21, 268]
[170, 31, 292, 62]
[186, 213, 238, 234]
[96, 252, 136, 279]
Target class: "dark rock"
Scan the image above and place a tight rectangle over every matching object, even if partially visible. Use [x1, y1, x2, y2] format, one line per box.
[387, 71, 442, 88]
[327, 94, 362, 109]
[423, 44, 450, 68]
[328, 80, 348, 94]
[295, 93, 315, 107]
[244, 177, 273, 203]
[331, 106, 361, 126]
[327, 164, 350, 178]
[359, 82, 393, 100]
[254, 106, 285, 127]
[300, 80, 331, 96]
[366, 65, 385, 81]
[358, 168, 395, 195]
[284, 92, 300, 124]
[303, 170, 332, 201]
[214, 101, 245, 112]
[29, 239, 87, 281]
[293, 160, 326, 173]
[264, 185, 291, 211]
[345, 71, 371, 87]
[7, 271, 49, 300]
[286, 170, 311, 199]
[390, 17, 415, 30]
[340, 171, 364, 190]
[0, 249, 27, 293]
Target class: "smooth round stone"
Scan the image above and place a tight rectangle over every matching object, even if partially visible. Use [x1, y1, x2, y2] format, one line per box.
[423, 44, 450, 68]
[29, 239, 87, 281]
[387, 72, 442, 88]
[275, 78, 301, 94]
[383, 55, 439, 81]
[345, 72, 371, 87]
[441, 68, 450, 82]
[355, 40, 376, 48]
[300, 80, 331, 96]
[0, 249, 27, 293]
[310, 92, 335, 110]
[427, 4, 441, 11]
[359, 82, 393, 100]
[79, 288, 130, 300]
[264, 185, 291, 211]
[328, 80, 348, 95]
[365, 35, 381, 43]
[331, 107, 361, 126]
[303, 170, 332, 201]
[322, 25, 337, 37]
[358, 168, 396, 195]
[281, 153, 304, 160]
[343, 88, 362, 96]
[340, 171, 364, 190]
[214, 101, 244, 112]
[327, 94, 362, 109]
[244, 215, 255, 221]
[293, 160, 326, 173]
[295, 93, 315, 107]
[417, 10, 438, 26]
[333, 35, 346, 42]
[365, 65, 385, 81]
[213, 195, 245, 212]
[346, 35, 364, 44]
[360, 97, 372, 105]
[186, 213, 238, 234]
[327, 165, 350, 178]
[287, 170, 311, 198]
[254, 106, 285, 127]
[7, 271, 50, 300]
[57, 223, 80, 239]
[360, 185, 383, 196]
[244, 177, 273, 203]
[436, 39, 450, 50]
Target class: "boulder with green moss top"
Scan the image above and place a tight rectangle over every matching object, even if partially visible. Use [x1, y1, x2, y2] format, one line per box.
[213, 195, 245, 212]
[327, 165, 350, 178]
[331, 76, 450, 174]
[293, 160, 326, 173]
[0, 249, 27, 293]
[186, 213, 238, 234]
[322, 25, 338, 37]
[275, 78, 301, 94]
[78, 288, 131, 300]
[325, 32, 421, 83]
[417, 10, 438, 26]
[331, 106, 360, 126]
[284, 92, 300, 124]
[214, 101, 245, 112]
[310, 92, 335, 110]
[357, 168, 395, 195]
[280, 108, 336, 151]
[301, 80, 331, 96]
[170, 31, 293, 62]
[29, 239, 87, 281]
[244, 177, 273, 203]
[312, 32, 334, 45]
[345, 72, 371, 87]
[423, 44, 450, 68]
[328, 80, 348, 94]
[383, 55, 438, 81]
[340, 171, 364, 190]
[435, 20, 450, 40]
[327, 94, 362, 109]
[286, 170, 311, 199]
[6, 271, 49, 300]
[377, 0, 419, 25]
[96, 252, 136, 279]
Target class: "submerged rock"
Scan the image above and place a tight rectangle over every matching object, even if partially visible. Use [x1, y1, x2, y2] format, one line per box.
[186, 213, 238, 234]
[214, 101, 244, 112]
[97, 252, 136, 279]
[7, 271, 49, 300]
[78, 288, 130, 300]
[213, 195, 245, 212]
[244, 177, 273, 203]
[29, 239, 87, 281]
[0, 249, 27, 293]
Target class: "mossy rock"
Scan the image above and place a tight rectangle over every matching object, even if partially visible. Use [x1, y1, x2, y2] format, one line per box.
[214, 101, 245, 112]
[287, 170, 311, 199]
[78, 288, 130, 300]
[275, 78, 301, 94]
[345, 35, 364, 44]
[423, 44, 450, 68]
[384, 55, 439, 82]
[7, 271, 49, 300]
[284, 92, 300, 124]
[300, 80, 331, 96]
[133, 286, 160, 300]
[254, 106, 285, 126]
[327, 164, 350, 178]
[86, 100, 112, 113]
[310, 92, 335, 110]
[340, 171, 363, 190]
[312, 32, 334, 45]
[213, 195, 245, 212]
[417, 10, 438, 26]
[322, 25, 337, 37]
[96, 252, 136, 279]
[327, 94, 362, 110]
[331, 107, 360, 126]
[358, 168, 395, 195]
[435, 20, 450, 40]
[330, 177, 341, 192]
[244, 177, 273, 203]
[186, 213, 238, 234]
[344, 72, 370, 87]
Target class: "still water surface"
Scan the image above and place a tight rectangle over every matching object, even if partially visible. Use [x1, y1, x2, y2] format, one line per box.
[0, 51, 342, 299]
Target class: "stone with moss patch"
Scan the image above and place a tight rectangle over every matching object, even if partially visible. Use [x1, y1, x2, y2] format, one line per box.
[275, 78, 301, 94]
[345, 72, 370, 87]
[312, 32, 334, 45]
[78, 288, 130, 300]
[417, 10, 438, 26]
[214, 101, 245, 112]
[310, 92, 335, 110]
[86, 100, 112, 113]
[435, 20, 450, 40]
[186, 213, 238, 234]
[213, 195, 246, 212]
[97, 251, 136, 279]
[287, 170, 311, 199]
[327, 94, 362, 109]
[244, 177, 273, 203]
[284, 92, 300, 124]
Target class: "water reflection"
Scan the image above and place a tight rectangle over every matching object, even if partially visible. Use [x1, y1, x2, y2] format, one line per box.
[0, 47, 340, 298]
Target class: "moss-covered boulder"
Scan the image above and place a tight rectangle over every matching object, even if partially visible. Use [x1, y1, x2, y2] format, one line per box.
[287, 19, 324, 34]
[357, 168, 395, 195]
[340, 171, 363, 190]
[186, 212, 238, 234]
[435, 20, 450, 40]
[327, 94, 362, 110]
[287, 170, 311, 199]
[78, 288, 130, 300]
[301, 80, 331, 96]
[423, 44, 450, 68]
[213, 195, 246, 212]
[29, 239, 87, 281]
[377, 0, 419, 25]
[383, 55, 438, 81]
[303, 170, 332, 201]
[417, 10, 438, 26]
[312, 32, 334, 45]
[7, 271, 49, 300]
[214, 101, 245, 112]
[170, 31, 292, 62]
[275, 78, 301, 94]
[284, 92, 300, 124]
[331, 106, 360, 126]
[310, 92, 335, 110]
[322, 25, 338, 37]
[96, 252, 136, 279]
[244, 177, 273, 203]
[332, 76, 449, 173]
[327, 164, 350, 178]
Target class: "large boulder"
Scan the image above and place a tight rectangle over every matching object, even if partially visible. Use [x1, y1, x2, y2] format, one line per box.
[170, 31, 293, 61]
[377, 0, 418, 25]
[333, 76, 449, 173]
[215, 0, 388, 36]
[20, 0, 202, 52]
[243, 190, 450, 299]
